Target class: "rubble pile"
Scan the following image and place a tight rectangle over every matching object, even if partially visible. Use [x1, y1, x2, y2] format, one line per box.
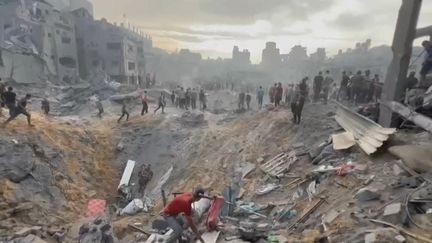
[0, 114, 118, 240]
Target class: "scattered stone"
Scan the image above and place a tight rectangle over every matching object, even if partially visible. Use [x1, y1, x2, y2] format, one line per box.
[20, 234, 47, 243]
[395, 235, 406, 242]
[355, 187, 381, 201]
[256, 157, 264, 164]
[13, 226, 42, 238]
[323, 209, 341, 224]
[248, 215, 261, 221]
[393, 164, 406, 176]
[365, 233, 377, 243]
[383, 203, 404, 225]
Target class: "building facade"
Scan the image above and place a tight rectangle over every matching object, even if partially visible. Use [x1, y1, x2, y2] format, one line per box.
[261, 42, 281, 69]
[72, 8, 152, 84]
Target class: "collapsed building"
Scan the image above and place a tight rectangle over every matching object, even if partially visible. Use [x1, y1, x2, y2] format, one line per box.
[0, 0, 152, 85]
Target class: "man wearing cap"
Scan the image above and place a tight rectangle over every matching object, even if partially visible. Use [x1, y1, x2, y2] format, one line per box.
[161, 188, 205, 243]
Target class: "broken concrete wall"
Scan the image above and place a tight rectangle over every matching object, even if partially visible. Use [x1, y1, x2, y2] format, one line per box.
[0, 48, 46, 83]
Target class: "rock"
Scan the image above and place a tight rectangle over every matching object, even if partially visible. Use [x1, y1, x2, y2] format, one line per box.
[393, 164, 406, 176]
[14, 227, 34, 238]
[20, 234, 47, 243]
[323, 209, 341, 224]
[14, 226, 42, 238]
[395, 235, 406, 242]
[365, 233, 377, 243]
[389, 145, 432, 173]
[116, 139, 125, 152]
[256, 157, 264, 164]
[383, 203, 405, 225]
[0, 140, 35, 183]
[355, 187, 381, 201]
[79, 216, 117, 243]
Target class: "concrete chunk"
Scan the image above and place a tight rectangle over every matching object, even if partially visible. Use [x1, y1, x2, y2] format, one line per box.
[355, 187, 381, 201]
[395, 235, 406, 242]
[383, 203, 404, 225]
[365, 233, 377, 243]
[393, 164, 406, 176]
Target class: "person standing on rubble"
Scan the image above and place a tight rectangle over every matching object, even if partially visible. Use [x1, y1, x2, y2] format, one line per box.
[363, 70, 372, 103]
[257, 86, 264, 109]
[238, 91, 245, 110]
[269, 83, 276, 104]
[338, 71, 349, 101]
[161, 188, 206, 243]
[117, 100, 129, 123]
[3, 86, 16, 116]
[323, 70, 333, 104]
[179, 87, 186, 109]
[171, 90, 175, 105]
[154, 92, 166, 114]
[3, 94, 33, 127]
[290, 84, 300, 123]
[191, 88, 198, 110]
[275, 82, 283, 107]
[41, 98, 50, 115]
[199, 89, 207, 111]
[296, 77, 309, 124]
[96, 100, 104, 118]
[245, 92, 252, 110]
[138, 164, 153, 194]
[420, 40, 432, 86]
[313, 71, 324, 103]
[350, 71, 364, 105]
[185, 88, 191, 110]
[141, 91, 149, 115]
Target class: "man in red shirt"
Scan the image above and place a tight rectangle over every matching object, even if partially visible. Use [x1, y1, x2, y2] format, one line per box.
[162, 188, 205, 243]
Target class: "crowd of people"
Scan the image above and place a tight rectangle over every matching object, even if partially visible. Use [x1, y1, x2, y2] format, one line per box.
[111, 86, 209, 123]
[171, 86, 207, 111]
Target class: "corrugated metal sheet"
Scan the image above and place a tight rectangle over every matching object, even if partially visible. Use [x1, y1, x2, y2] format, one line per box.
[335, 102, 396, 154]
[260, 151, 298, 177]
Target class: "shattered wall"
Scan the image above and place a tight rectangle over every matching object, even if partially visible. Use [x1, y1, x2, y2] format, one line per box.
[0, 49, 46, 83]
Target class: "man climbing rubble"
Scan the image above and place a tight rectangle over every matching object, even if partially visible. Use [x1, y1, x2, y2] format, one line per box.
[3, 94, 33, 127]
[41, 98, 50, 115]
[96, 99, 104, 118]
[141, 91, 149, 115]
[117, 100, 129, 123]
[138, 164, 153, 194]
[161, 188, 206, 243]
[154, 92, 166, 114]
[3, 86, 16, 115]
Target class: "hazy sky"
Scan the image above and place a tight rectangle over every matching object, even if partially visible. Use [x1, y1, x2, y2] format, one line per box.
[90, 0, 432, 63]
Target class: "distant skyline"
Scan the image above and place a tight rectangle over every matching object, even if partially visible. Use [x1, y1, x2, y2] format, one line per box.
[90, 0, 432, 63]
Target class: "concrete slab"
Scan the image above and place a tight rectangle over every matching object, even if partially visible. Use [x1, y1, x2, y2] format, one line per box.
[198, 231, 220, 243]
[118, 160, 135, 189]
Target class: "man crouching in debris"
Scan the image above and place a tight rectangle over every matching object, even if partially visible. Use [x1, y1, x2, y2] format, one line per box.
[3, 94, 33, 127]
[161, 188, 205, 243]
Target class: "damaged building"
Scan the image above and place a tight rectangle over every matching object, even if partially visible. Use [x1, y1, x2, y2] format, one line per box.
[72, 11, 152, 84]
[0, 0, 151, 85]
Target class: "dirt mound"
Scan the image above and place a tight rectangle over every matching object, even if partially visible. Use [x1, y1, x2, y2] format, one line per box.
[0, 114, 118, 237]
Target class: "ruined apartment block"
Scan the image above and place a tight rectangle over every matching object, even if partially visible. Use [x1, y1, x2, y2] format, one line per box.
[73, 9, 152, 85]
[0, 0, 151, 85]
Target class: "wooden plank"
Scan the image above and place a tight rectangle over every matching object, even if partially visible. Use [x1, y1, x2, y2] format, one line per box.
[118, 160, 136, 189]
[262, 154, 287, 168]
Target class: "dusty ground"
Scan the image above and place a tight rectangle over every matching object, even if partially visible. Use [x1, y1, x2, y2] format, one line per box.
[1, 89, 431, 242]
